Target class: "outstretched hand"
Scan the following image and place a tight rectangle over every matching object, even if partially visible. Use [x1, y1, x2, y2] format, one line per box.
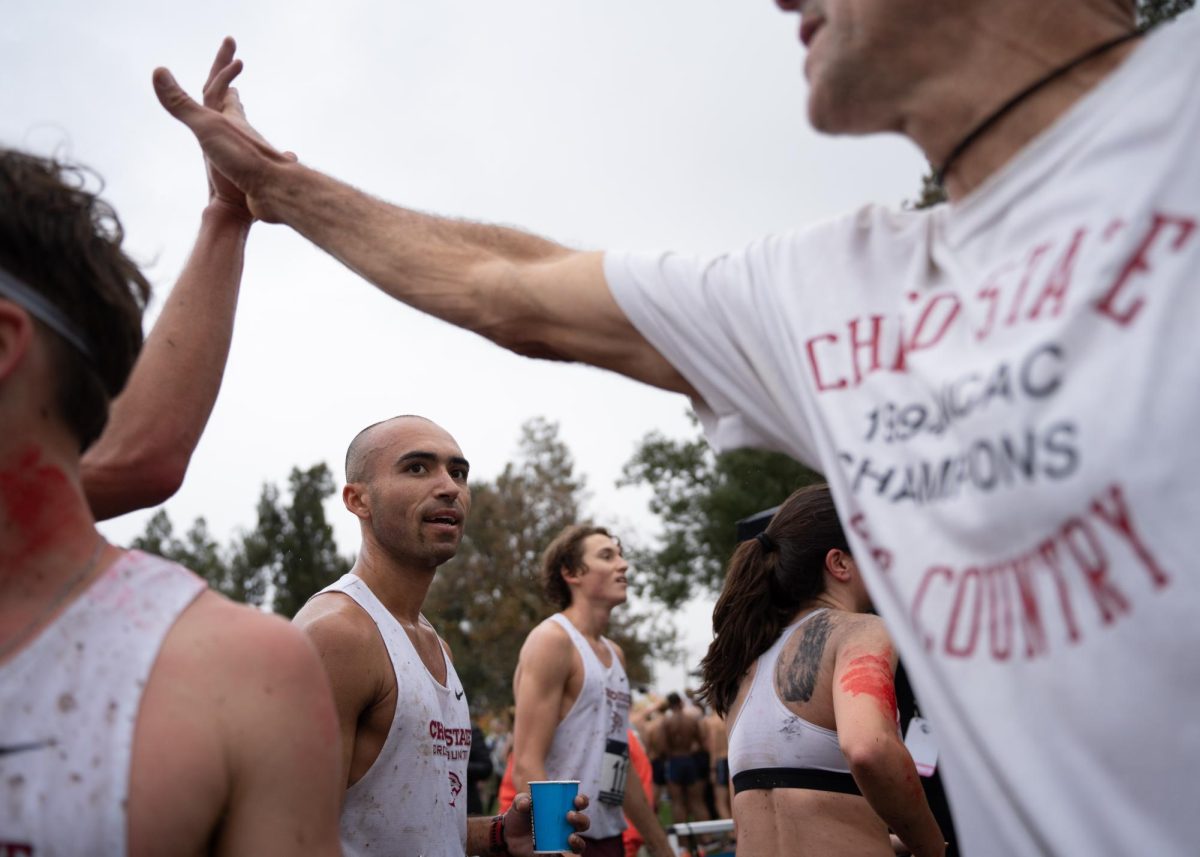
[199, 37, 251, 220]
[155, 37, 295, 222]
[504, 791, 591, 856]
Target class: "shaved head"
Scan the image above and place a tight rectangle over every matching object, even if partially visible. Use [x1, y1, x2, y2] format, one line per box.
[344, 415, 436, 484]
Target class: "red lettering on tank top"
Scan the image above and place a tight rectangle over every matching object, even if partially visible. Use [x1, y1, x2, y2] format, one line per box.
[0, 844, 34, 856]
[839, 651, 898, 721]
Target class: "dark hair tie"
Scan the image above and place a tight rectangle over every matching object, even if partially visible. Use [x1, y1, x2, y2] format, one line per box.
[756, 532, 777, 553]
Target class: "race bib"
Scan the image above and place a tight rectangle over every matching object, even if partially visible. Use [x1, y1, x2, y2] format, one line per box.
[598, 738, 630, 805]
[904, 716, 939, 778]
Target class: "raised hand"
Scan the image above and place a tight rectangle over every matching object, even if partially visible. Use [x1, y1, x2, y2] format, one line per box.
[154, 37, 294, 222]
[199, 37, 251, 220]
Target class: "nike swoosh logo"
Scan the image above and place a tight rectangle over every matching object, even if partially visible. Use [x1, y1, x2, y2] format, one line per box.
[0, 738, 55, 757]
[455, 689, 465, 700]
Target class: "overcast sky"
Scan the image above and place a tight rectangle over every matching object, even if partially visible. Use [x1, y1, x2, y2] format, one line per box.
[3, 0, 928, 693]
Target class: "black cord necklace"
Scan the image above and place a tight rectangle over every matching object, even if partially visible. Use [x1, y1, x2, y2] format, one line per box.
[933, 26, 1149, 187]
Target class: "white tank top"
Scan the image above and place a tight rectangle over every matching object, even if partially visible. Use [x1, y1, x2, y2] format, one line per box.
[541, 613, 631, 840]
[727, 609, 853, 782]
[316, 573, 470, 857]
[0, 550, 206, 855]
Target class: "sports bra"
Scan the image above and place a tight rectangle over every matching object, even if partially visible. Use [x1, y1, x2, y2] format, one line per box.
[726, 609, 860, 796]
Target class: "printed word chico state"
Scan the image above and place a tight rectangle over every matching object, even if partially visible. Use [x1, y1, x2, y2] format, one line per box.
[804, 211, 1196, 393]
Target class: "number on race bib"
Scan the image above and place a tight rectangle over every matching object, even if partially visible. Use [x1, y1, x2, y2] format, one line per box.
[598, 738, 630, 805]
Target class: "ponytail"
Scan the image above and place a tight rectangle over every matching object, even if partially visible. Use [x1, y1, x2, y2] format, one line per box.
[698, 483, 848, 716]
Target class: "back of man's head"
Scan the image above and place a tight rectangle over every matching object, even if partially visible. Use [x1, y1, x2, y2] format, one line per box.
[539, 522, 613, 609]
[0, 149, 150, 450]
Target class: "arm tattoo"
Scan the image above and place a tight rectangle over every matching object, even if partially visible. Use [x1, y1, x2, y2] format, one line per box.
[776, 611, 833, 703]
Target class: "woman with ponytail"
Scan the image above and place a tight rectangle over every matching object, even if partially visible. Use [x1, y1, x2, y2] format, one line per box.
[699, 484, 944, 857]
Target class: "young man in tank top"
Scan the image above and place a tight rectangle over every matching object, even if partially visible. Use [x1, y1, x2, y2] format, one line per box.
[294, 416, 589, 857]
[511, 525, 674, 857]
[0, 143, 344, 852]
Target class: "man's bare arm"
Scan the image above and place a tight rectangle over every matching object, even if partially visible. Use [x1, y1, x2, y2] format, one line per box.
[85, 38, 253, 520]
[151, 49, 697, 397]
[293, 598, 386, 791]
[82, 204, 248, 519]
[511, 624, 574, 794]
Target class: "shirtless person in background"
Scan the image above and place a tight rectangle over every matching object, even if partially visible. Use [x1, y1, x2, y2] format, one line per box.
[702, 709, 731, 821]
[661, 693, 709, 825]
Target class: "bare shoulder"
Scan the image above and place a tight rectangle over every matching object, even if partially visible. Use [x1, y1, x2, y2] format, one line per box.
[293, 590, 382, 656]
[291, 590, 393, 718]
[831, 612, 894, 658]
[520, 616, 573, 658]
[516, 618, 577, 688]
[163, 590, 328, 684]
[130, 591, 340, 854]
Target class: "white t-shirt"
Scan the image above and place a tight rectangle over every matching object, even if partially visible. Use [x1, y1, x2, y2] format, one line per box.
[315, 573, 471, 857]
[606, 13, 1200, 856]
[0, 551, 206, 856]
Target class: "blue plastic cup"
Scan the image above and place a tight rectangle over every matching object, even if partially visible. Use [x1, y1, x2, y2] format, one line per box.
[529, 779, 580, 853]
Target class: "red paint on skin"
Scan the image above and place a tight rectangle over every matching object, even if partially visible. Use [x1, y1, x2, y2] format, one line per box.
[0, 446, 81, 563]
[839, 651, 898, 721]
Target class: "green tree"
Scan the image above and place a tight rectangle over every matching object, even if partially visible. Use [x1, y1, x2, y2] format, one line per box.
[620, 414, 823, 608]
[1139, 0, 1193, 25]
[424, 418, 672, 715]
[242, 463, 352, 619]
[131, 462, 349, 613]
[131, 509, 258, 601]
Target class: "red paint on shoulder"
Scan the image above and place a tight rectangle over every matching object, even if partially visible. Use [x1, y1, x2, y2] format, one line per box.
[839, 651, 898, 721]
[0, 445, 80, 562]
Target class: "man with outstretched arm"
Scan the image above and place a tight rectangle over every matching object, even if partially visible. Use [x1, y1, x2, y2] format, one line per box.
[156, 4, 1200, 854]
[293, 415, 589, 857]
[511, 525, 674, 857]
